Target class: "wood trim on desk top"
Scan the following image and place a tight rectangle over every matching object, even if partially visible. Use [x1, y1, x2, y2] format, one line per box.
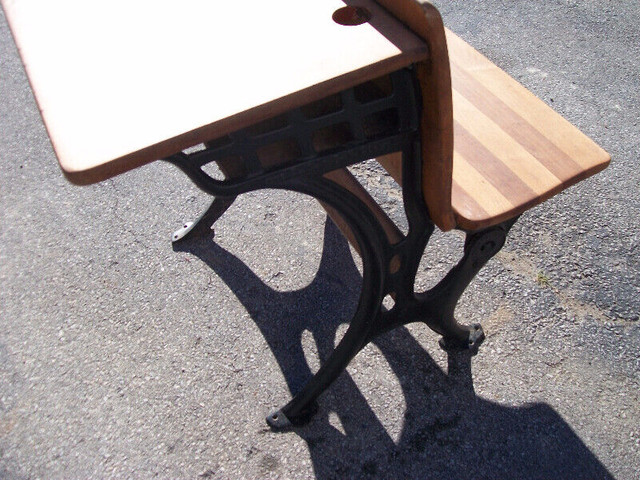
[2, 0, 429, 185]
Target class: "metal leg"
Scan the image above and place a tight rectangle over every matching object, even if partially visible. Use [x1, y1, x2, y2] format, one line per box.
[419, 218, 518, 352]
[171, 196, 235, 243]
[265, 274, 381, 427]
[167, 132, 520, 427]
[265, 175, 388, 428]
[171, 155, 243, 244]
[163, 68, 520, 428]
[367, 218, 519, 352]
[267, 210, 519, 427]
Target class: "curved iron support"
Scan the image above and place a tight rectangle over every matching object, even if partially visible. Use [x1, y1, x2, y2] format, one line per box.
[166, 144, 519, 427]
[171, 153, 244, 244]
[366, 217, 518, 351]
[263, 175, 390, 427]
[420, 219, 517, 351]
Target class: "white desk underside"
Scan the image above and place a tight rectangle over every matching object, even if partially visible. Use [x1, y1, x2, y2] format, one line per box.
[3, 0, 428, 183]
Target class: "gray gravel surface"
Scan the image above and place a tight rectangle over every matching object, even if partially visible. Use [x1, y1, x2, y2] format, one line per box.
[1, 1, 638, 479]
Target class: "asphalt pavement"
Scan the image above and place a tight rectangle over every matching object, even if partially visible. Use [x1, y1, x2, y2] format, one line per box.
[1, 1, 638, 479]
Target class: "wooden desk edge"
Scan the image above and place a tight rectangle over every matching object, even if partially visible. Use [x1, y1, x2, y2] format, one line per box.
[59, 49, 428, 185]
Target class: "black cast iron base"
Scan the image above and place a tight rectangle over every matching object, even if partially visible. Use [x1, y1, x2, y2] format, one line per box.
[164, 68, 519, 429]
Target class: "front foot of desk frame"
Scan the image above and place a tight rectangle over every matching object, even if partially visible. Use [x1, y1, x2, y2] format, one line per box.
[266, 401, 319, 430]
[438, 323, 485, 353]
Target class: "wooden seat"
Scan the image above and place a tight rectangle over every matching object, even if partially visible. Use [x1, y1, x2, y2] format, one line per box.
[446, 31, 610, 231]
[373, 5, 609, 232]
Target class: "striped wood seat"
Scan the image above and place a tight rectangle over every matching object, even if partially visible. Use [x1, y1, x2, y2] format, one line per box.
[446, 30, 610, 231]
[368, 1, 609, 234]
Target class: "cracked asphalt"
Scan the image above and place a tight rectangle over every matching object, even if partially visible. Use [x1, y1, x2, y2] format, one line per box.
[1, 1, 639, 479]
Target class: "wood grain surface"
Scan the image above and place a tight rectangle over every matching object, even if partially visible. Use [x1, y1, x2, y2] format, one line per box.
[446, 30, 610, 230]
[374, 20, 610, 232]
[2, 0, 428, 184]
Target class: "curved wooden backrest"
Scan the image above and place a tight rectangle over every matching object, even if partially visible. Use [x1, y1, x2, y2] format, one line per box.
[374, 0, 456, 231]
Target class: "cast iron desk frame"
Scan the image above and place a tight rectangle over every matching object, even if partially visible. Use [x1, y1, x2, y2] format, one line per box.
[165, 67, 515, 429]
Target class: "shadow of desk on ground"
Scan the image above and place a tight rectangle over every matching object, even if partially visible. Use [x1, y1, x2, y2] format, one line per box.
[174, 218, 613, 480]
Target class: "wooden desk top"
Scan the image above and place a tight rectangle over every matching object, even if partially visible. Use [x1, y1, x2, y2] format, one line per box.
[2, 0, 428, 184]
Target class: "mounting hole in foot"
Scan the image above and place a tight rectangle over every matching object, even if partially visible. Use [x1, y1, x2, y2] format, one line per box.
[383, 294, 395, 310]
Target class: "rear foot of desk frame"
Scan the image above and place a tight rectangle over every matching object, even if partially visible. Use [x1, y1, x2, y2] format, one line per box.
[171, 196, 235, 243]
[164, 68, 518, 429]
